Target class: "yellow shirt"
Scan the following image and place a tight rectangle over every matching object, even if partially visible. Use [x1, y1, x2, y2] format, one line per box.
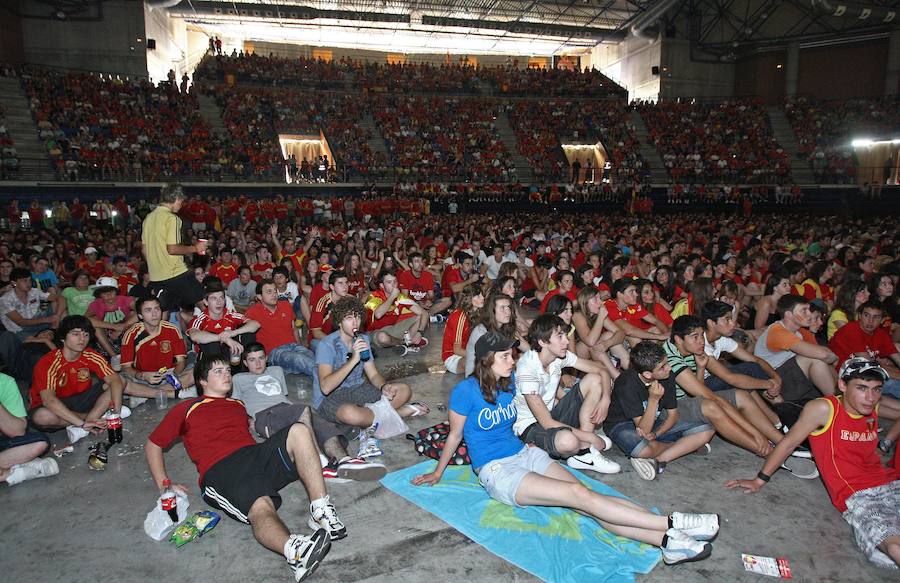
[142, 205, 187, 281]
[826, 308, 848, 341]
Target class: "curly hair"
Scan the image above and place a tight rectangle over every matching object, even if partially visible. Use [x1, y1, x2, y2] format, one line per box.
[331, 296, 366, 329]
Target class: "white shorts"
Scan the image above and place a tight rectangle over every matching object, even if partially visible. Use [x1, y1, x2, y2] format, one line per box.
[444, 355, 462, 373]
[477, 446, 553, 507]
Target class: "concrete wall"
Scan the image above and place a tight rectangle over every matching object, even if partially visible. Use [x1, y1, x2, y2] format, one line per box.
[797, 38, 888, 99]
[0, 6, 25, 64]
[734, 50, 787, 103]
[593, 34, 660, 101]
[20, 0, 147, 77]
[660, 38, 734, 100]
[145, 4, 190, 83]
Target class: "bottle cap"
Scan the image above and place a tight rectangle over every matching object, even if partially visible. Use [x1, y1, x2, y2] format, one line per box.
[163, 479, 171, 487]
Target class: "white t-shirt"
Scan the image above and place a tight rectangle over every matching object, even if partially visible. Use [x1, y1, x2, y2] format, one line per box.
[703, 333, 738, 378]
[512, 349, 579, 435]
[482, 256, 506, 280]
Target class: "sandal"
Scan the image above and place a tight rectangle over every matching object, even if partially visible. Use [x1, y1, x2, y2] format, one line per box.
[404, 401, 430, 417]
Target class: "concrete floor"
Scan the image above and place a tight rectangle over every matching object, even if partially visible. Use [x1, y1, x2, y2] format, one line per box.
[2, 324, 896, 583]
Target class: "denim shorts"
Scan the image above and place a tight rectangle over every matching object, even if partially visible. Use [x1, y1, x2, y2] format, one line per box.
[268, 343, 315, 377]
[477, 445, 553, 507]
[607, 409, 713, 457]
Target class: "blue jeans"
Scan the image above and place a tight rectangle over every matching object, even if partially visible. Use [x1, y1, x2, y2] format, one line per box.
[268, 343, 315, 377]
[607, 409, 713, 457]
[882, 379, 900, 400]
[705, 361, 768, 392]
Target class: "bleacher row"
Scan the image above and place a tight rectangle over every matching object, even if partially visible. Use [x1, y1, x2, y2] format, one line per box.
[0, 55, 896, 184]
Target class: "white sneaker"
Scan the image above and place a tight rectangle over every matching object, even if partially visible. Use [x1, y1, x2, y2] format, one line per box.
[594, 431, 613, 451]
[308, 495, 347, 541]
[178, 386, 198, 399]
[285, 530, 331, 582]
[566, 447, 621, 474]
[630, 457, 658, 481]
[128, 396, 148, 408]
[661, 528, 712, 565]
[66, 425, 90, 444]
[5, 458, 59, 486]
[670, 512, 720, 541]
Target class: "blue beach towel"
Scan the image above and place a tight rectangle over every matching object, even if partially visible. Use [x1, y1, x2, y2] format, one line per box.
[381, 460, 661, 583]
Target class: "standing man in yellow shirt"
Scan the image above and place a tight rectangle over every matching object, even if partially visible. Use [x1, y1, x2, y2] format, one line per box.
[142, 184, 207, 326]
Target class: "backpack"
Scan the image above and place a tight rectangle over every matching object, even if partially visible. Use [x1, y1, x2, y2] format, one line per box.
[406, 422, 471, 466]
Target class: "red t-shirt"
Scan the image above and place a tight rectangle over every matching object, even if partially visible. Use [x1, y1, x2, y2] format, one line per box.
[440, 266, 464, 298]
[605, 299, 649, 326]
[441, 309, 471, 361]
[30, 348, 115, 409]
[120, 322, 186, 372]
[539, 288, 577, 314]
[148, 396, 257, 484]
[398, 269, 435, 303]
[828, 321, 897, 368]
[245, 301, 296, 354]
[209, 262, 238, 286]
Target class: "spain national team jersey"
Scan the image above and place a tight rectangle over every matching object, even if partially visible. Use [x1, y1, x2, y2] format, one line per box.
[365, 290, 416, 330]
[120, 321, 187, 372]
[30, 348, 115, 409]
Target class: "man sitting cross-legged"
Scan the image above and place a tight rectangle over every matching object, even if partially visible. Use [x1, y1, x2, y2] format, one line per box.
[1, 371, 57, 486]
[313, 296, 428, 459]
[120, 296, 196, 408]
[145, 355, 342, 582]
[726, 357, 900, 569]
[605, 342, 715, 480]
[233, 342, 386, 482]
[512, 314, 620, 474]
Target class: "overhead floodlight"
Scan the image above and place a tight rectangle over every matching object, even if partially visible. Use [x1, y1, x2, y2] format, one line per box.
[851, 138, 874, 148]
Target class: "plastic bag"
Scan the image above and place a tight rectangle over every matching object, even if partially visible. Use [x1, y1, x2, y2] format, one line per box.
[365, 396, 409, 439]
[144, 491, 190, 541]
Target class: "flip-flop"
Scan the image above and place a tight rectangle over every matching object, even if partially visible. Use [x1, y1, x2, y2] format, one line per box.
[404, 401, 430, 417]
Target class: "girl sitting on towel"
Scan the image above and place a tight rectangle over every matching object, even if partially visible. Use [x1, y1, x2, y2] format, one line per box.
[412, 331, 719, 566]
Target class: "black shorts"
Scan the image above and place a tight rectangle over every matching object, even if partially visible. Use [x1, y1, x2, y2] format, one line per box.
[201, 424, 300, 524]
[150, 270, 204, 312]
[30, 381, 105, 416]
[518, 383, 584, 459]
[0, 429, 50, 452]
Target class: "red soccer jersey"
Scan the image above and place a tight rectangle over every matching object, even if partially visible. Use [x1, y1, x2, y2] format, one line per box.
[808, 395, 896, 512]
[440, 266, 464, 298]
[149, 396, 257, 484]
[539, 288, 577, 314]
[398, 269, 435, 303]
[308, 288, 334, 340]
[120, 322, 186, 372]
[365, 290, 416, 330]
[828, 321, 897, 368]
[30, 348, 115, 409]
[441, 310, 471, 361]
[209, 262, 238, 286]
[605, 299, 649, 325]
[190, 310, 247, 336]
[245, 301, 296, 354]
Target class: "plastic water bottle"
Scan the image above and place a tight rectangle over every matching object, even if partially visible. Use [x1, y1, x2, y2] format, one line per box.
[354, 332, 371, 362]
[161, 479, 179, 523]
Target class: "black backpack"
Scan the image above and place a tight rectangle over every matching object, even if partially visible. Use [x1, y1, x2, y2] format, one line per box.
[406, 422, 471, 466]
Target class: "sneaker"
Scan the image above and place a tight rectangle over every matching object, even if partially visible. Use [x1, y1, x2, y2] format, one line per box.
[878, 438, 894, 454]
[429, 314, 446, 324]
[128, 396, 148, 408]
[412, 337, 429, 349]
[285, 530, 331, 583]
[177, 386, 198, 399]
[693, 443, 712, 456]
[630, 457, 658, 481]
[788, 443, 812, 459]
[336, 456, 387, 481]
[321, 464, 352, 484]
[66, 425, 90, 444]
[357, 425, 383, 459]
[308, 495, 347, 541]
[566, 447, 621, 474]
[661, 528, 712, 565]
[670, 512, 720, 541]
[594, 431, 612, 451]
[5, 458, 59, 486]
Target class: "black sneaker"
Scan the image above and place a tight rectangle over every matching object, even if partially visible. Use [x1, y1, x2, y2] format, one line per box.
[286, 529, 331, 582]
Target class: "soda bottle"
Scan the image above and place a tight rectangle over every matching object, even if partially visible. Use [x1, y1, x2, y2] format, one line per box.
[106, 409, 122, 444]
[161, 479, 179, 523]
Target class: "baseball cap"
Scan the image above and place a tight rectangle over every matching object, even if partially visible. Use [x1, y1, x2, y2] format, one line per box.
[838, 357, 888, 382]
[84, 246, 98, 255]
[93, 276, 118, 297]
[474, 332, 520, 360]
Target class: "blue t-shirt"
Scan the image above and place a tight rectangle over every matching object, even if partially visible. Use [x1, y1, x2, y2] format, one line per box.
[449, 375, 523, 470]
[32, 270, 58, 291]
[312, 330, 371, 409]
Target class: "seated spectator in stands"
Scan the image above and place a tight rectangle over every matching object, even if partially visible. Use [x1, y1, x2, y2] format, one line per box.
[606, 279, 669, 344]
[60, 269, 94, 316]
[572, 286, 626, 378]
[228, 265, 257, 313]
[442, 283, 483, 374]
[120, 296, 196, 406]
[313, 296, 427, 457]
[726, 357, 900, 569]
[755, 294, 839, 399]
[31, 257, 58, 293]
[539, 270, 577, 314]
[398, 252, 451, 318]
[364, 270, 429, 354]
[465, 293, 531, 377]
[0, 267, 63, 346]
[441, 251, 480, 303]
[86, 276, 137, 357]
[245, 279, 316, 377]
[29, 316, 125, 435]
[0, 371, 57, 486]
[145, 354, 339, 582]
[664, 315, 785, 458]
[109, 256, 137, 295]
[605, 342, 715, 480]
[413, 332, 718, 568]
[828, 279, 870, 341]
[829, 300, 900, 403]
[307, 268, 351, 345]
[512, 314, 619, 474]
[209, 248, 239, 286]
[233, 342, 386, 482]
[187, 280, 260, 361]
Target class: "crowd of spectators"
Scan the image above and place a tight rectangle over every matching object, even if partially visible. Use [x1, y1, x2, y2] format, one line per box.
[638, 100, 792, 185]
[477, 65, 626, 98]
[784, 97, 899, 184]
[195, 51, 346, 90]
[351, 61, 479, 94]
[371, 95, 516, 182]
[0, 104, 18, 179]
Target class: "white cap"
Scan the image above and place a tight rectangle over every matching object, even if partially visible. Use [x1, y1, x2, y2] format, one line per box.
[84, 246, 98, 255]
[95, 276, 117, 288]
